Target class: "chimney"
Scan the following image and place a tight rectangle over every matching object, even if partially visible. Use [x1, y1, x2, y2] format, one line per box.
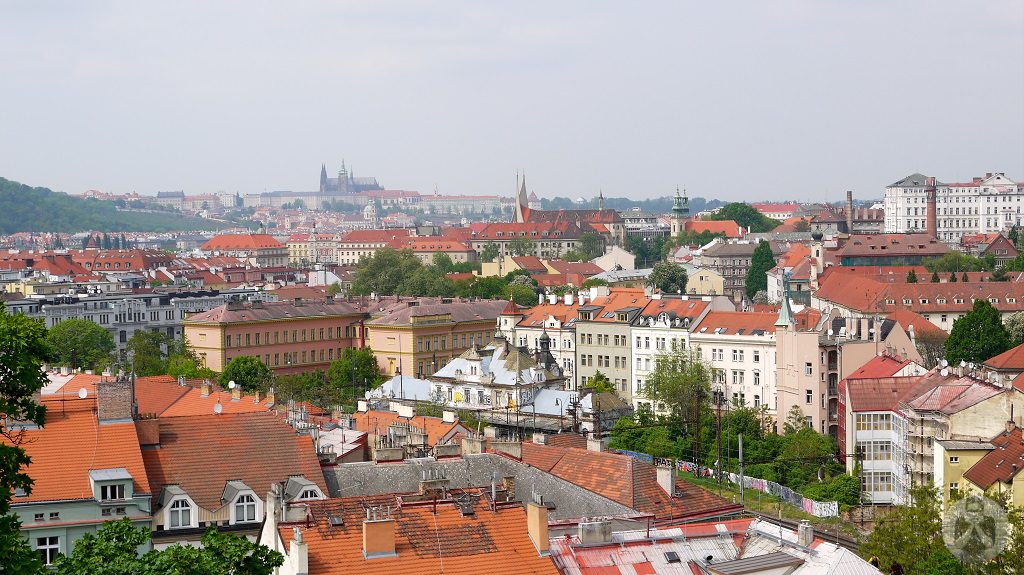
[362, 510, 397, 559]
[564, 292, 574, 305]
[502, 476, 516, 500]
[231, 385, 242, 401]
[135, 417, 160, 447]
[587, 437, 604, 452]
[926, 177, 938, 239]
[656, 465, 676, 497]
[461, 434, 485, 455]
[442, 410, 456, 424]
[97, 375, 135, 422]
[1008, 420, 1015, 433]
[846, 190, 854, 234]
[526, 502, 550, 555]
[200, 379, 212, 397]
[289, 528, 309, 575]
[266, 387, 276, 406]
[797, 519, 814, 547]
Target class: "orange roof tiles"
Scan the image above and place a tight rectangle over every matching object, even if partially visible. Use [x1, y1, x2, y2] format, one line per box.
[684, 220, 744, 238]
[353, 410, 467, 446]
[578, 288, 649, 323]
[846, 355, 913, 379]
[983, 343, 1024, 371]
[888, 308, 947, 339]
[8, 401, 151, 504]
[963, 428, 1024, 489]
[691, 311, 777, 335]
[843, 376, 933, 413]
[391, 236, 473, 252]
[279, 498, 560, 575]
[142, 412, 326, 510]
[338, 229, 411, 244]
[201, 234, 284, 251]
[157, 386, 275, 418]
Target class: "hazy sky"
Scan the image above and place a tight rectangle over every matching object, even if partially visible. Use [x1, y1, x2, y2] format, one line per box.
[1, 2, 1022, 202]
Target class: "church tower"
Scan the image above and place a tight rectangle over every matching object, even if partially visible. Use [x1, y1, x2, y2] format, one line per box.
[337, 160, 350, 194]
[319, 164, 328, 193]
[598, 189, 605, 211]
[671, 186, 690, 236]
[514, 174, 530, 223]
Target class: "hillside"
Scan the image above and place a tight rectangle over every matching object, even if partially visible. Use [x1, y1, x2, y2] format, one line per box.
[0, 177, 230, 233]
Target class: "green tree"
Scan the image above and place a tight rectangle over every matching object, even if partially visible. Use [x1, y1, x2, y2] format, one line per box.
[0, 308, 50, 574]
[782, 405, 805, 435]
[1009, 226, 1020, 247]
[45, 319, 115, 370]
[931, 271, 941, 283]
[860, 485, 952, 575]
[949, 272, 958, 282]
[648, 261, 688, 294]
[509, 284, 537, 307]
[350, 248, 424, 296]
[1004, 311, 1024, 344]
[745, 240, 776, 299]
[962, 271, 969, 282]
[945, 299, 1012, 365]
[54, 518, 283, 575]
[800, 473, 861, 506]
[327, 282, 342, 296]
[507, 236, 535, 257]
[481, 241, 500, 263]
[705, 203, 780, 232]
[925, 252, 992, 273]
[219, 356, 272, 392]
[906, 269, 918, 283]
[432, 252, 455, 273]
[991, 266, 1009, 282]
[125, 331, 172, 376]
[577, 232, 604, 260]
[326, 348, 382, 402]
[581, 278, 609, 288]
[642, 347, 711, 424]
[589, 371, 615, 393]
[915, 329, 949, 369]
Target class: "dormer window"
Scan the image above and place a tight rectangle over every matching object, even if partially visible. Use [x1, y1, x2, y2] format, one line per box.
[299, 489, 322, 500]
[233, 494, 258, 523]
[100, 484, 125, 502]
[168, 499, 193, 529]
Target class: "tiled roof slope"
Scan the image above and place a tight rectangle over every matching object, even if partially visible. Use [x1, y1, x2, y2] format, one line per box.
[846, 355, 913, 379]
[691, 311, 777, 335]
[141, 412, 325, 510]
[520, 443, 741, 522]
[367, 298, 508, 326]
[844, 376, 932, 413]
[816, 276, 1024, 314]
[983, 343, 1024, 371]
[201, 234, 284, 251]
[888, 308, 947, 339]
[185, 299, 367, 324]
[278, 498, 560, 575]
[905, 372, 1003, 414]
[9, 401, 150, 503]
[963, 427, 1024, 489]
[353, 410, 466, 446]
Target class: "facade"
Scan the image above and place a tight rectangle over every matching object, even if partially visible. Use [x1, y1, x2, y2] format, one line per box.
[575, 288, 646, 400]
[883, 172, 1021, 246]
[364, 298, 509, 378]
[961, 426, 1024, 509]
[334, 229, 410, 265]
[501, 297, 580, 389]
[833, 233, 949, 266]
[690, 311, 779, 416]
[183, 298, 369, 373]
[700, 240, 786, 301]
[469, 222, 591, 260]
[513, 178, 625, 244]
[959, 232, 1018, 263]
[933, 438, 996, 510]
[199, 234, 288, 268]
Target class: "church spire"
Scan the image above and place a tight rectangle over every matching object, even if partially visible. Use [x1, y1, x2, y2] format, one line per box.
[775, 271, 795, 328]
[514, 172, 529, 223]
[598, 189, 605, 210]
[320, 164, 328, 192]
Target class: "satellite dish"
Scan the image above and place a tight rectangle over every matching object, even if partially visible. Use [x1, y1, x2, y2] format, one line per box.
[213, 402, 223, 414]
[941, 359, 949, 367]
[228, 380, 236, 389]
[78, 387, 88, 399]
[941, 368, 950, 377]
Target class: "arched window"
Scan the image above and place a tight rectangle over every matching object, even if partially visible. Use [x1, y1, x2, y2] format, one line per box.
[168, 499, 192, 529]
[234, 494, 257, 523]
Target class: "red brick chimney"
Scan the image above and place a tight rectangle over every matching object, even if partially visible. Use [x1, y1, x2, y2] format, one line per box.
[926, 177, 938, 239]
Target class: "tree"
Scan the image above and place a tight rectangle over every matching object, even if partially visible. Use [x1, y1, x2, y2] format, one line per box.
[350, 248, 424, 295]
[792, 219, 811, 232]
[481, 241, 500, 263]
[945, 299, 1012, 365]
[507, 237, 535, 257]
[949, 272, 958, 282]
[432, 252, 455, 273]
[1004, 311, 1024, 344]
[326, 348, 383, 403]
[705, 203, 781, 232]
[577, 232, 604, 260]
[581, 278, 608, 288]
[915, 329, 948, 369]
[906, 269, 918, 283]
[991, 266, 1009, 282]
[0, 308, 50, 574]
[751, 290, 770, 304]
[642, 347, 712, 424]
[165, 338, 216, 381]
[925, 252, 992, 273]
[860, 485, 954, 575]
[125, 331, 172, 376]
[648, 261, 688, 294]
[961, 271, 969, 282]
[220, 356, 272, 392]
[509, 284, 537, 307]
[782, 405, 805, 435]
[54, 518, 284, 575]
[327, 282, 342, 296]
[589, 371, 615, 394]
[45, 318, 115, 370]
[931, 271, 940, 283]
[745, 240, 776, 299]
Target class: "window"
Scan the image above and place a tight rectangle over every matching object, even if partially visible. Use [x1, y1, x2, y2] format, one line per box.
[234, 493, 258, 523]
[753, 371, 760, 386]
[804, 362, 813, 376]
[100, 483, 124, 501]
[805, 389, 813, 404]
[33, 513, 43, 522]
[950, 456, 960, 464]
[49, 512, 59, 521]
[169, 499, 193, 529]
[753, 350, 760, 363]
[950, 482, 960, 491]
[299, 489, 321, 500]
[37, 536, 59, 566]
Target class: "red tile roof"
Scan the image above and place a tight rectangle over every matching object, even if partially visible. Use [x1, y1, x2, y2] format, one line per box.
[391, 236, 473, 252]
[7, 401, 150, 504]
[843, 376, 932, 413]
[201, 234, 284, 251]
[578, 288, 650, 323]
[352, 410, 468, 446]
[888, 308, 947, 340]
[834, 233, 949, 258]
[983, 343, 1024, 371]
[546, 260, 604, 276]
[337, 229, 411, 244]
[142, 412, 326, 510]
[815, 275, 1024, 315]
[511, 256, 548, 273]
[846, 355, 913, 379]
[279, 497, 560, 575]
[684, 220, 744, 238]
[691, 311, 777, 335]
[963, 427, 1024, 489]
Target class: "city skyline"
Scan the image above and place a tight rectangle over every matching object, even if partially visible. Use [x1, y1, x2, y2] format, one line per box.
[1, 2, 1021, 203]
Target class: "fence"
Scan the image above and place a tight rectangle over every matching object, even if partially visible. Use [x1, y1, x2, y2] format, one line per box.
[615, 449, 838, 518]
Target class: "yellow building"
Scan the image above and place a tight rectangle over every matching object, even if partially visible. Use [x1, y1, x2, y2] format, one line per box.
[960, 425, 1024, 509]
[932, 438, 995, 510]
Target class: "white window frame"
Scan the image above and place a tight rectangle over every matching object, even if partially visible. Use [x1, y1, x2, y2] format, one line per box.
[298, 488, 324, 500]
[37, 536, 60, 566]
[231, 492, 261, 524]
[100, 483, 125, 502]
[167, 497, 197, 529]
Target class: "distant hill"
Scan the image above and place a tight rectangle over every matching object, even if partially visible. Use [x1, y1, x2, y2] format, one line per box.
[541, 195, 723, 214]
[0, 177, 229, 233]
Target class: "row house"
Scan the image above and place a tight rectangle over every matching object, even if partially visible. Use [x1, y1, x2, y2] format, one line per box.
[499, 296, 581, 389]
[699, 239, 787, 302]
[333, 229, 410, 265]
[469, 222, 591, 260]
[689, 311, 779, 416]
[575, 288, 648, 398]
[812, 273, 1024, 333]
[199, 234, 288, 268]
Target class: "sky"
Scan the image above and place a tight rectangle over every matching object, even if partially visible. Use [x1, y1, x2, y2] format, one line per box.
[1, 2, 1022, 203]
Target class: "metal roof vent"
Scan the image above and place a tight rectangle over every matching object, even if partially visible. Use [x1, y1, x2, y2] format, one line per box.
[665, 551, 681, 563]
[329, 515, 344, 527]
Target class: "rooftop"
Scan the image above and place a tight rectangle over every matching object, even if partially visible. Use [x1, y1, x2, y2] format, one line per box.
[963, 427, 1024, 489]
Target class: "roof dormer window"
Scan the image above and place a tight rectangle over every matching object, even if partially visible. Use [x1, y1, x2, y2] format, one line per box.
[100, 484, 125, 502]
[233, 493, 258, 524]
[168, 498, 194, 529]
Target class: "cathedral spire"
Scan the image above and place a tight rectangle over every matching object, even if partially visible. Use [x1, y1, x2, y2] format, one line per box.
[514, 172, 529, 223]
[598, 189, 605, 210]
[320, 164, 328, 192]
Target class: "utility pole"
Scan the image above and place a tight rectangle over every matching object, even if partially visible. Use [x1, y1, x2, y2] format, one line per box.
[739, 433, 745, 507]
[716, 399, 722, 492]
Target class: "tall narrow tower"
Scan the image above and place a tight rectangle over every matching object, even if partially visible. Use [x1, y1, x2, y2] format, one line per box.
[319, 164, 328, 193]
[671, 186, 690, 236]
[514, 174, 529, 223]
[598, 189, 605, 211]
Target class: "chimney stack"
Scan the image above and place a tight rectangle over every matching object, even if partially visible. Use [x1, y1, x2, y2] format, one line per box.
[97, 375, 135, 422]
[526, 502, 550, 555]
[926, 177, 938, 239]
[200, 379, 212, 397]
[656, 465, 676, 497]
[846, 190, 854, 234]
[231, 385, 242, 401]
[289, 527, 309, 575]
[266, 387, 276, 406]
[362, 509, 397, 559]
[797, 520, 814, 547]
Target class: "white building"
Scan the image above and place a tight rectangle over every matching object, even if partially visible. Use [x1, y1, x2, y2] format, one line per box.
[690, 312, 780, 417]
[883, 172, 1021, 246]
[500, 295, 580, 389]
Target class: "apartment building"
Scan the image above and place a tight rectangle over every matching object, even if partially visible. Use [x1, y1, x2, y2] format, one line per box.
[469, 222, 591, 260]
[199, 234, 288, 268]
[690, 311, 778, 416]
[575, 288, 646, 399]
[183, 298, 369, 373]
[699, 239, 786, 301]
[500, 295, 580, 389]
